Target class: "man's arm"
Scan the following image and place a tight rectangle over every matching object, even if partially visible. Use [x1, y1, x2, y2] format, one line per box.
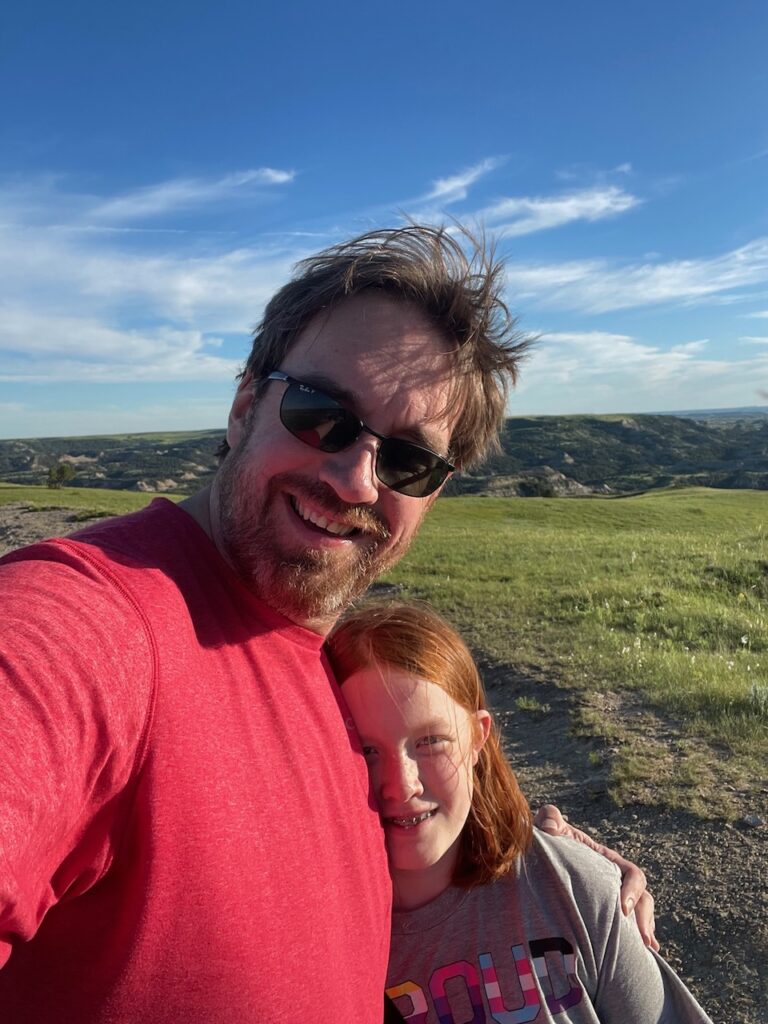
[0, 546, 152, 959]
[534, 804, 658, 950]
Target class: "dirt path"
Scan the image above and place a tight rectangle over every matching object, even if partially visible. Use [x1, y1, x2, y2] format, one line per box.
[482, 659, 767, 1024]
[1, 502, 766, 1023]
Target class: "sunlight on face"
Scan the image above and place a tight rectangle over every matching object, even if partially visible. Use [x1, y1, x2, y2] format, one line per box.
[341, 663, 490, 909]
[212, 294, 456, 632]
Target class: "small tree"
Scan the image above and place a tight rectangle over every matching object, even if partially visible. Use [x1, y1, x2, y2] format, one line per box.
[46, 463, 76, 489]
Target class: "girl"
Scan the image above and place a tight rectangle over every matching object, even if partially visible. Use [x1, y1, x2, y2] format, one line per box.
[328, 602, 712, 1024]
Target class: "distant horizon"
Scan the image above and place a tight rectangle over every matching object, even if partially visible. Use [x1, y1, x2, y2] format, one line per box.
[2, 403, 766, 445]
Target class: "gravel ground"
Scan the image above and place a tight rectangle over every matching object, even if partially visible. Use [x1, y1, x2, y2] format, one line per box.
[2, 502, 766, 1023]
[482, 660, 767, 1024]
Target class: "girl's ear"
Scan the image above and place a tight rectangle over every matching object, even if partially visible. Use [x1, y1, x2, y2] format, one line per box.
[471, 710, 492, 765]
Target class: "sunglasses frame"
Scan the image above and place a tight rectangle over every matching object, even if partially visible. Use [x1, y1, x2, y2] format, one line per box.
[264, 371, 454, 498]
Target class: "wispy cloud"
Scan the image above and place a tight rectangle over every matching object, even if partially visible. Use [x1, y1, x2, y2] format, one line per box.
[3, 168, 767, 425]
[746, 310, 768, 319]
[478, 185, 640, 238]
[506, 238, 768, 313]
[423, 158, 502, 204]
[513, 329, 768, 414]
[0, 308, 241, 383]
[409, 167, 640, 240]
[0, 196, 298, 332]
[555, 161, 633, 183]
[91, 167, 295, 221]
[534, 331, 717, 385]
[740, 335, 768, 345]
[0, 175, 305, 388]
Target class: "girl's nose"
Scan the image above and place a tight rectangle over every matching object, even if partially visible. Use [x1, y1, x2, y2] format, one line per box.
[378, 752, 424, 804]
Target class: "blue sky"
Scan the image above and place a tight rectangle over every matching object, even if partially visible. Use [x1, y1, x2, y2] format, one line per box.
[2, 0, 768, 439]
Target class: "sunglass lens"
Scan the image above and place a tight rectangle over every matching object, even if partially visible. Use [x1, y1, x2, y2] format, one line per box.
[377, 439, 449, 498]
[280, 384, 360, 452]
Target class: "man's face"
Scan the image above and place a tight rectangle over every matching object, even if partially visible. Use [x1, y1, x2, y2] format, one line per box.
[212, 293, 457, 632]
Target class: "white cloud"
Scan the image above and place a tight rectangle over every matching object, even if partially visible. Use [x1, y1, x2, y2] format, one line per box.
[0, 213, 297, 335]
[669, 340, 709, 354]
[480, 185, 640, 237]
[746, 310, 768, 319]
[506, 238, 768, 313]
[411, 173, 640, 239]
[3, 168, 767, 422]
[555, 161, 633, 183]
[0, 308, 240, 383]
[424, 158, 502, 204]
[511, 329, 768, 414]
[504, 260, 602, 295]
[534, 331, 726, 389]
[91, 167, 295, 221]
[740, 336, 768, 345]
[0, 171, 318, 392]
[0, 174, 318, 390]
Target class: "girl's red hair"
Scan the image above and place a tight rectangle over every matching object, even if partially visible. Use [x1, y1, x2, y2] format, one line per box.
[328, 601, 532, 886]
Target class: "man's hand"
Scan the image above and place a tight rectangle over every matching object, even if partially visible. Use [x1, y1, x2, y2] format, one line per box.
[534, 804, 659, 951]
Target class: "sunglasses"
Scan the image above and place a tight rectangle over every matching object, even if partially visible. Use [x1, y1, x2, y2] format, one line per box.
[265, 371, 454, 498]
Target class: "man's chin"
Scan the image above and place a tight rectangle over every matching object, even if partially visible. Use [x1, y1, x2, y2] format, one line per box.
[249, 545, 389, 627]
[215, 460, 407, 627]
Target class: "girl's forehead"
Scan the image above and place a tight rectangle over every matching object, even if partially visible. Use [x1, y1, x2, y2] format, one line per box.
[352, 662, 470, 725]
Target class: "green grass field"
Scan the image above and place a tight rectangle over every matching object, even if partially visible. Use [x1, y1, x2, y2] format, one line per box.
[3, 482, 765, 813]
[383, 488, 768, 813]
[0, 482, 182, 514]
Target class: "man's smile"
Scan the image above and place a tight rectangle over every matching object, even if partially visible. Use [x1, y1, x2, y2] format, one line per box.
[291, 495, 360, 537]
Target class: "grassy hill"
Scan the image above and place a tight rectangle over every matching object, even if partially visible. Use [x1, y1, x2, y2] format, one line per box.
[0, 430, 222, 494]
[383, 487, 768, 815]
[451, 412, 768, 495]
[1, 482, 765, 816]
[2, 411, 766, 496]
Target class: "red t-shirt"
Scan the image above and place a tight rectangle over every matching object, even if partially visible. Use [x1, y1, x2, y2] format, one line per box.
[0, 499, 391, 1022]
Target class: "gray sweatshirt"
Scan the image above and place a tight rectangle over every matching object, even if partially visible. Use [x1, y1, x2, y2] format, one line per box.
[387, 831, 712, 1023]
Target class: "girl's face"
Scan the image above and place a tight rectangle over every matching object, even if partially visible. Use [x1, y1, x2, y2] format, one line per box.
[342, 662, 490, 909]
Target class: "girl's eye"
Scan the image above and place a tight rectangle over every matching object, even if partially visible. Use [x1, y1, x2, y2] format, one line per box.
[417, 735, 450, 751]
[361, 745, 377, 758]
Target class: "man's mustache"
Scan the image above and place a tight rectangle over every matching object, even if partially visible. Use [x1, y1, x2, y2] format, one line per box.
[286, 477, 391, 541]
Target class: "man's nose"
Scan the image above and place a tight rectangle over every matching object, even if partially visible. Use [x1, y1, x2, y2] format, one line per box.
[317, 436, 380, 505]
[379, 752, 423, 803]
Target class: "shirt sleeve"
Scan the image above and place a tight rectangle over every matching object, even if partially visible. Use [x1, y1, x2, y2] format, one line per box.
[593, 875, 713, 1024]
[529, 832, 713, 1024]
[0, 544, 154, 967]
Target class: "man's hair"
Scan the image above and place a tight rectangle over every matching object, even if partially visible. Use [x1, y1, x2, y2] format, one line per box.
[327, 600, 533, 887]
[223, 224, 530, 469]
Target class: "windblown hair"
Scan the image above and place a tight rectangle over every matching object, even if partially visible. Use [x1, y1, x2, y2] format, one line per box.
[222, 224, 531, 469]
[327, 601, 533, 887]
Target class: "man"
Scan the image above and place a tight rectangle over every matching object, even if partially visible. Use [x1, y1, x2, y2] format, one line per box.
[0, 227, 648, 1022]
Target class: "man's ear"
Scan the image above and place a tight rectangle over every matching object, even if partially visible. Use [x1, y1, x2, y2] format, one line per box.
[227, 372, 255, 449]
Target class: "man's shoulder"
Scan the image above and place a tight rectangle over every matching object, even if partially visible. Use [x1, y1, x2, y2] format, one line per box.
[68, 497, 188, 557]
[1, 498, 198, 580]
[0, 499, 207, 637]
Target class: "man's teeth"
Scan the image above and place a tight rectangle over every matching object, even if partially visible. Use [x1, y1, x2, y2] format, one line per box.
[294, 500, 355, 536]
[388, 810, 436, 828]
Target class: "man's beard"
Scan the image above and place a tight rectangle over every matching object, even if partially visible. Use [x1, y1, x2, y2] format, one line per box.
[215, 446, 413, 628]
